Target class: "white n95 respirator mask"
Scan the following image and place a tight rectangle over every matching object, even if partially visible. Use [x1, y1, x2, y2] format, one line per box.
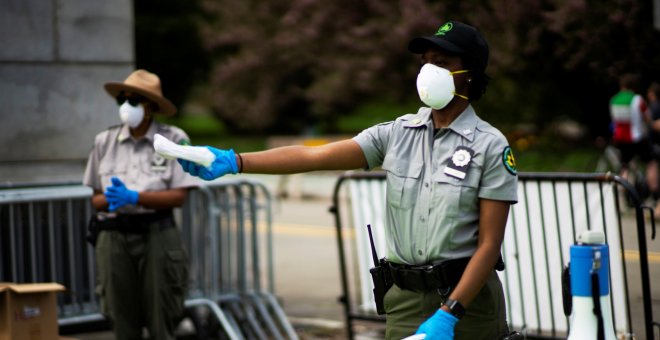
[416, 63, 469, 110]
[118, 102, 145, 128]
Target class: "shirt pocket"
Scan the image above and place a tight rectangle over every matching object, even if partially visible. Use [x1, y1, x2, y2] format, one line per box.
[138, 150, 171, 191]
[98, 158, 127, 190]
[432, 166, 480, 218]
[382, 156, 423, 209]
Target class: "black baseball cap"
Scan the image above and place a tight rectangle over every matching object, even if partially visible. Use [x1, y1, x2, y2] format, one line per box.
[408, 20, 489, 72]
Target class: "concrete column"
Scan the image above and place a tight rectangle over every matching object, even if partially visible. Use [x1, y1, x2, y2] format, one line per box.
[0, 0, 134, 184]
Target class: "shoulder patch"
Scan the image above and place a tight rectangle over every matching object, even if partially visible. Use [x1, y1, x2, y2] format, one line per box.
[502, 146, 517, 175]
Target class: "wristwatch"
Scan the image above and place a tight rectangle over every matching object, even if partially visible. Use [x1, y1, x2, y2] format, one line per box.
[443, 298, 466, 319]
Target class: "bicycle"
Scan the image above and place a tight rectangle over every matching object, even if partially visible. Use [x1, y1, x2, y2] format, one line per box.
[594, 144, 650, 207]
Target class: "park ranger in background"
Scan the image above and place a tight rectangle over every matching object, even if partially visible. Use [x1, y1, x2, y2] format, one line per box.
[83, 69, 199, 339]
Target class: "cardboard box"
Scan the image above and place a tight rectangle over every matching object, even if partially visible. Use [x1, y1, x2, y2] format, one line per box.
[0, 282, 65, 340]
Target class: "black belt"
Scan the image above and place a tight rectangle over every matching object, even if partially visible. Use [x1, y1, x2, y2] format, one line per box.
[387, 255, 505, 293]
[387, 257, 471, 293]
[94, 210, 174, 234]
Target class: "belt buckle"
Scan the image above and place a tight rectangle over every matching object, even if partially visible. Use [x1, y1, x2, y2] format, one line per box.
[410, 264, 433, 272]
[97, 212, 118, 221]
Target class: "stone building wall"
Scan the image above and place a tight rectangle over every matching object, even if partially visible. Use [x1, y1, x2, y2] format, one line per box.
[0, 0, 134, 185]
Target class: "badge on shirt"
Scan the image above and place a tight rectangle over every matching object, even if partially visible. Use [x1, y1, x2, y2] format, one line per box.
[502, 146, 517, 175]
[444, 146, 475, 180]
[151, 153, 167, 172]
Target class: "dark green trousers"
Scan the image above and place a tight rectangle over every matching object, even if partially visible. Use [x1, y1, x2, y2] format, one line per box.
[95, 222, 189, 340]
[384, 271, 509, 340]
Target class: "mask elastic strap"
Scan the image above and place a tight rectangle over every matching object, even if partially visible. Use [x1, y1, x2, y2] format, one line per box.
[451, 70, 470, 100]
[453, 92, 469, 100]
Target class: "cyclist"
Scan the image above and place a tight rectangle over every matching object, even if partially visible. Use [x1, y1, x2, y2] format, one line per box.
[608, 73, 651, 189]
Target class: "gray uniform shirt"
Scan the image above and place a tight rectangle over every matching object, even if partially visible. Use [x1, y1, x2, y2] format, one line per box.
[83, 121, 200, 214]
[353, 106, 518, 265]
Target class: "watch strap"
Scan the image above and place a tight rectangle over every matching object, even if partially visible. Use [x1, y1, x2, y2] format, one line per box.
[443, 298, 466, 319]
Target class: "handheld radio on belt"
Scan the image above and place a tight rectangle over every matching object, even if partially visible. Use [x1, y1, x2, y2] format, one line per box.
[367, 224, 392, 315]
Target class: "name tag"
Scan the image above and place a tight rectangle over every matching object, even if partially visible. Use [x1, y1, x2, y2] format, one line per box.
[444, 146, 474, 180]
[151, 153, 167, 172]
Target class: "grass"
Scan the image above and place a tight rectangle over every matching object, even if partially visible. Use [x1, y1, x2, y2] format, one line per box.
[157, 115, 267, 151]
[159, 110, 605, 173]
[335, 100, 420, 133]
[516, 147, 601, 173]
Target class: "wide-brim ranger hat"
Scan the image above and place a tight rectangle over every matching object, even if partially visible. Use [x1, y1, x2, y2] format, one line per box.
[408, 20, 489, 73]
[104, 69, 177, 116]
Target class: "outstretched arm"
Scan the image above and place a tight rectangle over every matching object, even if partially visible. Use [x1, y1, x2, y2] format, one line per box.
[177, 139, 368, 180]
[240, 139, 367, 174]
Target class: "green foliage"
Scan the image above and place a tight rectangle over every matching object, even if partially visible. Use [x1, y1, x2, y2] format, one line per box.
[158, 107, 603, 172]
[156, 114, 267, 151]
[334, 100, 422, 134]
[158, 114, 226, 135]
[464, 0, 660, 137]
[139, 0, 660, 140]
[516, 145, 601, 172]
[199, 0, 447, 133]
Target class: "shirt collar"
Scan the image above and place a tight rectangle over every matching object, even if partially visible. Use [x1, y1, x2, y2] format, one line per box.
[402, 107, 433, 128]
[117, 120, 157, 143]
[403, 106, 478, 142]
[117, 124, 131, 143]
[448, 105, 478, 142]
[144, 120, 158, 142]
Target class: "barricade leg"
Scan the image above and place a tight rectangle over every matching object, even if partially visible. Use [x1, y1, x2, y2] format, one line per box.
[185, 298, 244, 340]
[262, 292, 300, 340]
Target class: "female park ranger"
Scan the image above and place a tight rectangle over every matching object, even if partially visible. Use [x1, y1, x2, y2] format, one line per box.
[177, 21, 517, 340]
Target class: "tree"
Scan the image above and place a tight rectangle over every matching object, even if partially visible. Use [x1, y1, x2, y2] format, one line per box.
[200, 0, 449, 133]
[464, 0, 660, 138]
[198, 0, 660, 136]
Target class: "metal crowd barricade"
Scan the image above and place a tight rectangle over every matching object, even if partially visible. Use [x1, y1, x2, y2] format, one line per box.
[182, 179, 298, 340]
[0, 179, 297, 339]
[0, 183, 102, 326]
[330, 171, 658, 340]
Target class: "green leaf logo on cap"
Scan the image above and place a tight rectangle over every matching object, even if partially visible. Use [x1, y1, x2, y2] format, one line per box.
[435, 22, 453, 36]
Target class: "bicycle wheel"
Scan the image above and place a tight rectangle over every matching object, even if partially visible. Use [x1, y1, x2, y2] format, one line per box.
[595, 145, 622, 173]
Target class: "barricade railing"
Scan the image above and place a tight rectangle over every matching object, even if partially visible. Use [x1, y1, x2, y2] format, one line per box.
[0, 180, 297, 339]
[0, 183, 99, 324]
[183, 179, 297, 340]
[330, 171, 657, 340]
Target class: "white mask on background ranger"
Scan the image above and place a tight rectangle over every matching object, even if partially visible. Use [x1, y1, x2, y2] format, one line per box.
[118, 102, 145, 128]
[416, 63, 469, 110]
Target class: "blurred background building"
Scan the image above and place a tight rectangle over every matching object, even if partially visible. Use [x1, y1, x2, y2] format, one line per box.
[0, 0, 134, 185]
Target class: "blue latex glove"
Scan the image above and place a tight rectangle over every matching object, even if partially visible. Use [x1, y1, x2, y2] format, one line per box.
[104, 177, 139, 212]
[177, 146, 238, 181]
[414, 308, 459, 340]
